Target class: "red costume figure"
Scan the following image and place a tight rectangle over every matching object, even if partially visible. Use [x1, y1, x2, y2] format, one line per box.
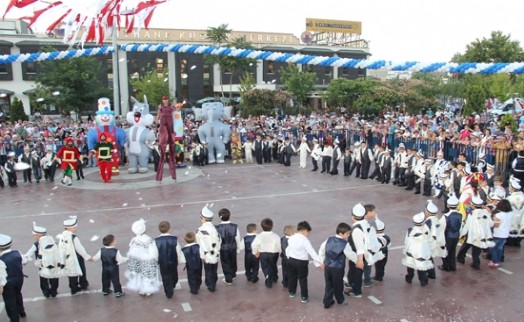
[93, 133, 115, 183]
[155, 96, 177, 181]
[55, 137, 81, 186]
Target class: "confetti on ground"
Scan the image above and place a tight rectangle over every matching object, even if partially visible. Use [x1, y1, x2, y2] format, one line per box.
[180, 204, 184, 208]
[89, 219, 95, 223]
[147, 208, 151, 211]
[163, 309, 172, 313]
[44, 205, 48, 208]
[122, 203, 128, 207]
[47, 198, 52, 201]
[52, 186, 58, 190]
[49, 192, 55, 196]
[140, 204, 146, 207]
[173, 313, 178, 318]
[188, 166, 192, 170]
[302, 184, 307, 187]
[225, 170, 228, 173]
[90, 235, 99, 242]
[138, 197, 143, 201]
[181, 303, 192, 312]
[184, 171, 189, 175]
[136, 192, 141, 195]
[209, 203, 214, 208]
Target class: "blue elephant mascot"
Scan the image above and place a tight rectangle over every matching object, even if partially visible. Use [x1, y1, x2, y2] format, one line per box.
[126, 96, 156, 173]
[87, 97, 126, 173]
[197, 102, 231, 164]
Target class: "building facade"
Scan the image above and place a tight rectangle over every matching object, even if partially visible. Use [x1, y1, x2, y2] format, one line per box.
[0, 20, 370, 117]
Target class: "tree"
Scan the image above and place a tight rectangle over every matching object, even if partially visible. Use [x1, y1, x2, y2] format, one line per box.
[279, 64, 316, 111]
[224, 36, 257, 98]
[36, 55, 110, 116]
[463, 85, 486, 115]
[452, 31, 524, 63]
[205, 23, 232, 98]
[241, 88, 291, 116]
[9, 97, 28, 122]
[129, 65, 169, 112]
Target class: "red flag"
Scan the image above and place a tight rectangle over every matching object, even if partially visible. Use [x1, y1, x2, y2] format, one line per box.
[3, 0, 38, 18]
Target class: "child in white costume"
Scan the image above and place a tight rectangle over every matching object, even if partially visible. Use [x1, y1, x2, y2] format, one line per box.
[402, 212, 434, 286]
[296, 136, 311, 169]
[125, 219, 160, 296]
[242, 138, 254, 164]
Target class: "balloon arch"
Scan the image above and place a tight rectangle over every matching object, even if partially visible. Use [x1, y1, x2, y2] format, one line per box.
[1, 43, 524, 75]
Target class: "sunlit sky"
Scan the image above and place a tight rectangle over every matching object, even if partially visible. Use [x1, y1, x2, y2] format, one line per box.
[2, 0, 523, 63]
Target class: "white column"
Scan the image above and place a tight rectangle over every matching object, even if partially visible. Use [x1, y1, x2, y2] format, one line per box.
[118, 51, 129, 116]
[167, 51, 177, 100]
[256, 59, 263, 84]
[333, 54, 339, 79]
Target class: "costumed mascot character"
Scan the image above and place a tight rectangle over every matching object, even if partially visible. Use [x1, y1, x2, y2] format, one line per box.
[197, 102, 231, 164]
[126, 96, 155, 174]
[155, 96, 177, 181]
[54, 137, 81, 186]
[87, 97, 126, 174]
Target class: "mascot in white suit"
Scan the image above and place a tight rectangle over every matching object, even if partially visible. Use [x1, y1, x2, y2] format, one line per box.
[126, 96, 155, 173]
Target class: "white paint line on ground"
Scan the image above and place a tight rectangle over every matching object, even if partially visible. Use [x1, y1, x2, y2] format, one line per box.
[7, 183, 381, 219]
[400, 319, 410, 322]
[389, 245, 403, 250]
[497, 267, 513, 275]
[181, 303, 192, 312]
[368, 295, 382, 305]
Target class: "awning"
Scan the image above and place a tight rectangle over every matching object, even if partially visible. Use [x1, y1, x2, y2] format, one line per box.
[0, 89, 15, 96]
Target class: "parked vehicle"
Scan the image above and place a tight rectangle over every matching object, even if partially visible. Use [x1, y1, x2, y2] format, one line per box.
[488, 98, 524, 115]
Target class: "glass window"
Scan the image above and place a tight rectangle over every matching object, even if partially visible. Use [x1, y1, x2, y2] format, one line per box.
[267, 62, 274, 74]
[156, 58, 164, 74]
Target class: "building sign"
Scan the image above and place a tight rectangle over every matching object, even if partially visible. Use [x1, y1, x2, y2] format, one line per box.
[305, 18, 362, 35]
[117, 28, 301, 45]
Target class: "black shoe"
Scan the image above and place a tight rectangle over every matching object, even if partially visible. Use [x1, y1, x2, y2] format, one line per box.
[208, 287, 216, 292]
[420, 280, 428, 287]
[320, 170, 325, 173]
[469, 264, 480, 270]
[405, 187, 413, 191]
[190, 290, 198, 295]
[405, 275, 412, 284]
[103, 290, 113, 296]
[457, 258, 465, 264]
[438, 265, 450, 272]
[427, 274, 436, 279]
[414, 191, 421, 194]
[19, 312, 27, 318]
[324, 300, 335, 309]
[115, 292, 125, 298]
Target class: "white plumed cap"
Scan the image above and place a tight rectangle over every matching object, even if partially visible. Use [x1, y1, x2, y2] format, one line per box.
[352, 203, 366, 219]
[63, 216, 78, 228]
[131, 218, 146, 235]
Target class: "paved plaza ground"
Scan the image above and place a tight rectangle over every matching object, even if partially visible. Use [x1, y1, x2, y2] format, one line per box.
[1, 161, 523, 321]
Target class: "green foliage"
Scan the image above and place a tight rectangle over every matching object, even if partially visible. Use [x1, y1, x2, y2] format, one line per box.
[9, 97, 28, 122]
[239, 71, 256, 95]
[129, 65, 169, 109]
[279, 65, 316, 107]
[499, 113, 517, 133]
[463, 85, 487, 115]
[452, 31, 524, 63]
[36, 55, 110, 115]
[240, 88, 291, 116]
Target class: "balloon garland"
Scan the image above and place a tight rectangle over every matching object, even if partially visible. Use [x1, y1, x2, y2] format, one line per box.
[1, 42, 524, 75]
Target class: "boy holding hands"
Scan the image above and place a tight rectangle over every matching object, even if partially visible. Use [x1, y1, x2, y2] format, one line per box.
[251, 218, 281, 289]
[91, 234, 127, 297]
[155, 221, 185, 298]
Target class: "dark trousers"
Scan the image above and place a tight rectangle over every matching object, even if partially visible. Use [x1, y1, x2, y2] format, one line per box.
[394, 167, 406, 184]
[349, 162, 361, 177]
[203, 262, 218, 291]
[69, 255, 89, 293]
[255, 150, 263, 164]
[22, 169, 32, 182]
[361, 160, 371, 179]
[344, 162, 351, 175]
[3, 277, 25, 322]
[405, 171, 415, 189]
[0, 174, 4, 188]
[330, 159, 340, 174]
[284, 153, 292, 166]
[76, 163, 84, 179]
[259, 252, 279, 288]
[312, 158, 319, 171]
[40, 276, 59, 297]
[457, 243, 482, 268]
[374, 252, 388, 281]
[423, 178, 432, 195]
[347, 260, 364, 295]
[186, 267, 202, 294]
[263, 150, 271, 163]
[323, 266, 345, 306]
[288, 258, 309, 298]
[220, 249, 237, 283]
[33, 167, 42, 182]
[321, 156, 331, 173]
[369, 163, 380, 179]
[102, 265, 122, 294]
[7, 172, 17, 187]
[244, 254, 259, 282]
[442, 237, 459, 271]
[159, 263, 178, 298]
[406, 267, 428, 285]
[281, 257, 290, 287]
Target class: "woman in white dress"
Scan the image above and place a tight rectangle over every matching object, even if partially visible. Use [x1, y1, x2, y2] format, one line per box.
[125, 219, 160, 296]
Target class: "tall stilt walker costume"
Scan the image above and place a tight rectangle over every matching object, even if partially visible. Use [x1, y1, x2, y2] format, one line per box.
[156, 96, 177, 181]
